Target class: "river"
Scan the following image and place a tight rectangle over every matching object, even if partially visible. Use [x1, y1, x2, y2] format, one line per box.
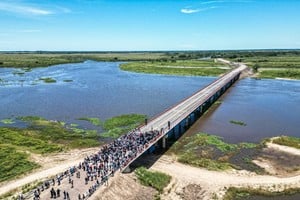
[1, 61, 299, 142]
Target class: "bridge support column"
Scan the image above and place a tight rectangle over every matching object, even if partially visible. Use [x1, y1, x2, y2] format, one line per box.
[123, 165, 131, 173]
[162, 135, 167, 149]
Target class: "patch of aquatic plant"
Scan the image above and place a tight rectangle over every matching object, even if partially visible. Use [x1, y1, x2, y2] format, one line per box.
[272, 136, 300, 149]
[17, 116, 45, 122]
[214, 100, 222, 105]
[170, 133, 259, 171]
[12, 116, 101, 149]
[135, 167, 171, 192]
[78, 117, 102, 126]
[39, 77, 56, 83]
[101, 114, 146, 138]
[63, 79, 73, 82]
[0, 145, 39, 182]
[223, 187, 300, 200]
[0, 118, 15, 124]
[230, 120, 247, 126]
[12, 70, 25, 76]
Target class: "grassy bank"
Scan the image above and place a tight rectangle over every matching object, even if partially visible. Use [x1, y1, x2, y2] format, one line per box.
[120, 60, 228, 76]
[0, 52, 193, 68]
[223, 187, 300, 200]
[258, 69, 300, 79]
[170, 133, 261, 171]
[272, 136, 300, 149]
[230, 54, 300, 79]
[135, 167, 171, 192]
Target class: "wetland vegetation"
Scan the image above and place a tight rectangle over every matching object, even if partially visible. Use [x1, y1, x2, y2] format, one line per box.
[170, 133, 261, 172]
[101, 114, 146, 138]
[1, 50, 300, 79]
[224, 187, 300, 200]
[0, 114, 146, 182]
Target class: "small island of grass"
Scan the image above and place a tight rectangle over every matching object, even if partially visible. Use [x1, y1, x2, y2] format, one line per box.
[230, 120, 247, 126]
[39, 77, 56, 83]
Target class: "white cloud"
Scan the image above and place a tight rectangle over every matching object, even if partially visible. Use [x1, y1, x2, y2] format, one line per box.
[0, 2, 53, 16]
[201, 0, 225, 5]
[180, 8, 200, 14]
[201, 0, 253, 4]
[181, 6, 217, 14]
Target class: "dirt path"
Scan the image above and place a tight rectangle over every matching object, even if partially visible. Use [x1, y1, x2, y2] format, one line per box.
[266, 142, 300, 156]
[90, 173, 156, 200]
[150, 155, 300, 200]
[0, 148, 98, 196]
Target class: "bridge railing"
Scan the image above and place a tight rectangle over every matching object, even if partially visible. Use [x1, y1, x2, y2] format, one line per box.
[142, 67, 242, 131]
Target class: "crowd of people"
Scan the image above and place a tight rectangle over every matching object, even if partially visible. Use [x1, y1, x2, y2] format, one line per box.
[18, 128, 162, 200]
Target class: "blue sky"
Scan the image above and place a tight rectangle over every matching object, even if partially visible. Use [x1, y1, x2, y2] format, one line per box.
[0, 0, 299, 51]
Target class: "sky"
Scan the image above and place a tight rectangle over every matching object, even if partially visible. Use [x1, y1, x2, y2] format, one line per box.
[0, 0, 300, 51]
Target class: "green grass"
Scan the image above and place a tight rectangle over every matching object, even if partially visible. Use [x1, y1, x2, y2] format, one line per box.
[272, 136, 300, 149]
[223, 187, 300, 200]
[0, 116, 103, 182]
[135, 167, 171, 192]
[101, 114, 146, 138]
[178, 152, 232, 171]
[78, 117, 102, 126]
[0, 52, 173, 68]
[230, 54, 300, 79]
[258, 69, 300, 79]
[120, 60, 228, 76]
[230, 120, 247, 126]
[0, 118, 15, 124]
[0, 145, 39, 182]
[39, 77, 56, 83]
[233, 56, 300, 69]
[170, 133, 258, 171]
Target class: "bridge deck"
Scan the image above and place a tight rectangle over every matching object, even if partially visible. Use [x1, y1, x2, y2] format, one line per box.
[122, 63, 247, 171]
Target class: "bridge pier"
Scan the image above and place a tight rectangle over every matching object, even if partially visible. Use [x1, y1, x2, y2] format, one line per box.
[162, 135, 167, 148]
[123, 165, 131, 173]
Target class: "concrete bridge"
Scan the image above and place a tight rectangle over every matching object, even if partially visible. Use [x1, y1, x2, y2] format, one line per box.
[122, 62, 247, 172]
